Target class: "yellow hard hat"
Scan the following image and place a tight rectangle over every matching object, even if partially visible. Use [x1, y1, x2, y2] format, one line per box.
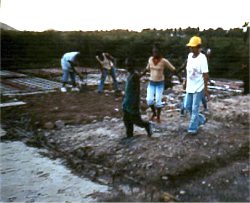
[186, 36, 202, 47]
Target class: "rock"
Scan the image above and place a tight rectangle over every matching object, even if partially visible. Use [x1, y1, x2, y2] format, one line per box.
[180, 190, 186, 195]
[146, 163, 153, 169]
[241, 167, 250, 173]
[111, 118, 119, 123]
[159, 192, 176, 202]
[89, 115, 97, 120]
[104, 116, 111, 121]
[97, 178, 109, 185]
[162, 176, 169, 181]
[55, 120, 65, 129]
[44, 122, 54, 129]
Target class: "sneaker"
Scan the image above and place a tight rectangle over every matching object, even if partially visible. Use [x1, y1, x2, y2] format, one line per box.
[187, 130, 198, 135]
[71, 87, 80, 92]
[146, 122, 153, 137]
[60, 87, 67, 92]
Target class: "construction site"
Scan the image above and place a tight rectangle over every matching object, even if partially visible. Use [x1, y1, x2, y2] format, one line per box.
[1, 67, 249, 202]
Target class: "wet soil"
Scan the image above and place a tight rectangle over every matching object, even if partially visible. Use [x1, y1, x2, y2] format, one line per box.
[1, 141, 108, 202]
[1, 87, 249, 202]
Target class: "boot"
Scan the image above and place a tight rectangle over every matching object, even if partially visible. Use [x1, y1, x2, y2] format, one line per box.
[156, 108, 161, 123]
[149, 105, 157, 121]
[146, 122, 153, 137]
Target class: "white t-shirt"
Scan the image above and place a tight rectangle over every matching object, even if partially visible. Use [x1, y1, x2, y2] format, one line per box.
[186, 52, 208, 93]
[61, 52, 80, 70]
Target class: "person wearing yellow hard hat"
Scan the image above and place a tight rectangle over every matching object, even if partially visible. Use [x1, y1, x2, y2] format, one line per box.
[183, 36, 210, 135]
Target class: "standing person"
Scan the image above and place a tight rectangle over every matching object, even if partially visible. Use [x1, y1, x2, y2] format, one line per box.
[184, 36, 210, 135]
[96, 52, 120, 94]
[122, 58, 153, 139]
[181, 47, 211, 116]
[142, 45, 176, 123]
[60, 51, 83, 92]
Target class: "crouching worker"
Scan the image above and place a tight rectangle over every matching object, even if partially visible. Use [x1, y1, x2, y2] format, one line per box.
[60, 51, 83, 92]
[122, 58, 153, 139]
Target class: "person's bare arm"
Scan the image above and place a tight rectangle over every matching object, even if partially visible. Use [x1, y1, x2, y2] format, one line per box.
[96, 55, 104, 70]
[139, 69, 149, 78]
[165, 59, 176, 72]
[139, 63, 150, 78]
[96, 55, 101, 63]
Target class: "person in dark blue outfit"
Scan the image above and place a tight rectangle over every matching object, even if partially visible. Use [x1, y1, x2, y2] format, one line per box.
[122, 58, 153, 138]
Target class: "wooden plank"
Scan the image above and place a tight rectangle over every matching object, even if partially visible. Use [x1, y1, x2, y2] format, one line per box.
[2, 90, 56, 96]
[0, 101, 26, 108]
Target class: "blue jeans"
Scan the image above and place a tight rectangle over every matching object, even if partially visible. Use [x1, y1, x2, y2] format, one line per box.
[146, 81, 165, 108]
[62, 69, 76, 84]
[201, 93, 208, 110]
[185, 90, 206, 133]
[98, 67, 119, 92]
[180, 94, 187, 115]
[181, 91, 207, 115]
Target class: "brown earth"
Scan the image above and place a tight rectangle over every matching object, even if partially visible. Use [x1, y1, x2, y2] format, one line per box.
[1, 87, 250, 202]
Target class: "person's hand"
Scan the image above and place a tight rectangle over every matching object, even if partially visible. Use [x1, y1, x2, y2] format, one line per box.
[182, 80, 186, 90]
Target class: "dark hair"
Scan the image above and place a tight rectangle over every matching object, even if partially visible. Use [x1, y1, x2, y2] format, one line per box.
[152, 43, 163, 57]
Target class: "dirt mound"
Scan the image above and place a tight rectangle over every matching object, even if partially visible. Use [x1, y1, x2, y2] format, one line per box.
[210, 95, 250, 125]
[1, 90, 249, 202]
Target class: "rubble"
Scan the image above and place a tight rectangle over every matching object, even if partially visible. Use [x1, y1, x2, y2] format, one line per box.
[1, 68, 249, 202]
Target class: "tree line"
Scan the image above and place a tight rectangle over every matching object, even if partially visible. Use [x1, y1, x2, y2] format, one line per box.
[1, 27, 249, 79]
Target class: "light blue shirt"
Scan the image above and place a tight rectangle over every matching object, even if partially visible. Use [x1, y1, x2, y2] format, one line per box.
[61, 52, 80, 70]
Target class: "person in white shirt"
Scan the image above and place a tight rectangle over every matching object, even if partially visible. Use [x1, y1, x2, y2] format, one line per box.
[183, 36, 210, 134]
[60, 52, 83, 92]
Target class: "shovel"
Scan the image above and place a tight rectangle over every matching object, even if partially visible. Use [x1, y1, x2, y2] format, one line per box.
[78, 68, 88, 93]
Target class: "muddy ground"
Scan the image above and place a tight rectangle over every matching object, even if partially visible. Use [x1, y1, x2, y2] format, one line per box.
[1, 83, 250, 202]
[1, 141, 109, 202]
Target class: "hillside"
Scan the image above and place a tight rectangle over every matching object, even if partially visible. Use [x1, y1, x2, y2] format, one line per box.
[0, 22, 17, 31]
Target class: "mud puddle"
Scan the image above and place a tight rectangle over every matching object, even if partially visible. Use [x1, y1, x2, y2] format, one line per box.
[0, 141, 110, 202]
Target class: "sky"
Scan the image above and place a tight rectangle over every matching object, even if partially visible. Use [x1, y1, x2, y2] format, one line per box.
[0, 0, 249, 32]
